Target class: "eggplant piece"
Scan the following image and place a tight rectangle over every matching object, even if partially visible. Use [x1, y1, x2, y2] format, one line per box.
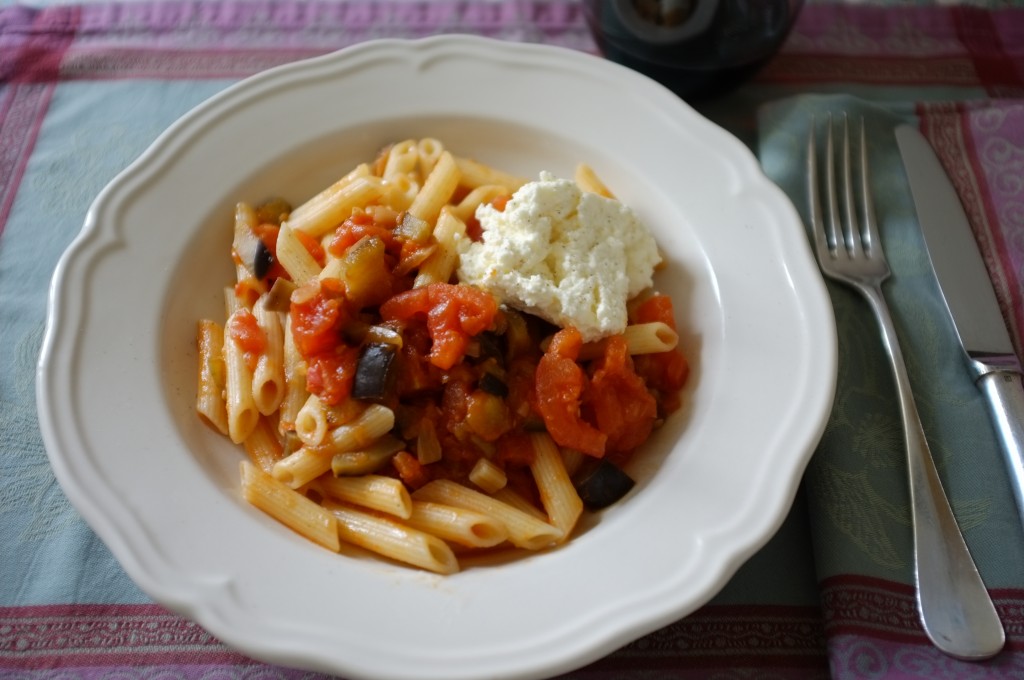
[478, 371, 508, 398]
[395, 211, 432, 243]
[262, 277, 297, 312]
[574, 459, 636, 510]
[254, 197, 292, 225]
[341, 236, 392, 308]
[253, 239, 275, 280]
[475, 332, 504, 365]
[352, 342, 398, 401]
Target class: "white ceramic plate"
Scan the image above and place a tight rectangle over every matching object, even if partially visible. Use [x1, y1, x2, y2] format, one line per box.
[37, 36, 836, 680]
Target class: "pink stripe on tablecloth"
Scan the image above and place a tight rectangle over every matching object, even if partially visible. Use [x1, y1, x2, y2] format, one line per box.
[820, 576, 1024, 678]
[0, 5, 79, 83]
[0, 83, 58, 236]
[45, 1, 594, 79]
[0, 604, 249, 668]
[762, 5, 1024, 94]
[0, 602, 829, 675]
[784, 4, 969, 56]
[822, 574, 1024, 641]
[952, 7, 1024, 97]
[962, 102, 1024, 357]
[828, 632, 1024, 680]
[918, 101, 1024, 361]
[0, 5, 78, 234]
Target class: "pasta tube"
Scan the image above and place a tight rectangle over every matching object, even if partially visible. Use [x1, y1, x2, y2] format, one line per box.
[412, 480, 563, 550]
[404, 501, 508, 548]
[529, 433, 583, 542]
[195, 319, 229, 436]
[317, 474, 413, 519]
[240, 461, 340, 552]
[324, 500, 459, 575]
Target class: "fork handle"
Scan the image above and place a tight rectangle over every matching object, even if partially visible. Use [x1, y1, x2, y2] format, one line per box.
[864, 285, 1005, 660]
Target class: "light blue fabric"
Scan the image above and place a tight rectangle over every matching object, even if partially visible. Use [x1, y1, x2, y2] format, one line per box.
[1, 79, 233, 605]
[757, 94, 1024, 587]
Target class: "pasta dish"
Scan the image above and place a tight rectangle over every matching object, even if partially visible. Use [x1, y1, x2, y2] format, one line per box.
[195, 139, 689, 574]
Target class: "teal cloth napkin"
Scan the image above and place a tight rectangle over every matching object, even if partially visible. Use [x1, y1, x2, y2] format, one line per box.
[758, 94, 1024, 590]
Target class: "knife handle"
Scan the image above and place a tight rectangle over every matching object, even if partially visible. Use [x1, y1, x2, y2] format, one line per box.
[978, 369, 1024, 531]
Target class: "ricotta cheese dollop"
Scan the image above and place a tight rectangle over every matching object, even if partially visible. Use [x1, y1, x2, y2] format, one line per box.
[456, 172, 661, 342]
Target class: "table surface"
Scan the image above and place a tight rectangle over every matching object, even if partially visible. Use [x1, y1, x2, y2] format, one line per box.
[3, 1, 1024, 678]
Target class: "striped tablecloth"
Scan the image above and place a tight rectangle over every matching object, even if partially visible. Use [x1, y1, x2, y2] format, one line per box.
[3, 1, 1023, 678]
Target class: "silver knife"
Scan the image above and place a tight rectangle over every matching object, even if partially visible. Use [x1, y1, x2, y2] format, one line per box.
[895, 124, 1024, 530]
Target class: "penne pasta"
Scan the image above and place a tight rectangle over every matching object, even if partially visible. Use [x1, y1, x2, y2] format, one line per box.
[403, 501, 507, 548]
[243, 415, 285, 474]
[622, 321, 679, 354]
[529, 432, 583, 542]
[453, 156, 528, 192]
[273, 404, 395, 487]
[195, 319, 229, 436]
[492, 487, 548, 521]
[407, 151, 461, 226]
[405, 500, 508, 548]
[270, 444, 333, 490]
[317, 474, 413, 519]
[277, 312, 308, 433]
[449, 184, 510, 223]
[381, 173, 420, 212]
[412, 480, 563, 550]
[223, 293, 259, 445]
[312, 403, 395, 457]
[286, 176, 381, 238]
[413, 208, 466, 288]
[382, 139, 420, 182]
[240, 460, 340, 552]
[578, 321, 679, 361]
[324, 500, 459, 575]
[252, 295, 285, 415]
[416, 138, 444, 177]
[295, 393, 330, 447]
[287, 164, 370, 226]
[574, 163, 614, 198]
[276, 221, 322, 284]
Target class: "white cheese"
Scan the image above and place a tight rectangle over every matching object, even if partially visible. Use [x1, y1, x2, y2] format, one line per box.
[455, 172, 661, 342]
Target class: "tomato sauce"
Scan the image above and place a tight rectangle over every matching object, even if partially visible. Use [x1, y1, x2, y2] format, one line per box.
[252, 197, 687, 496]
[227, 308, 266, 373]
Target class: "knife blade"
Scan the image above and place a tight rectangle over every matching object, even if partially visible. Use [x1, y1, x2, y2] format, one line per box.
[895, 124, 1024, 530]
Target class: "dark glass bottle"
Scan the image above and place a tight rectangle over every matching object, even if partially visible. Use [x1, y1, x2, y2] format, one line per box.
[582, 0, 804, 100]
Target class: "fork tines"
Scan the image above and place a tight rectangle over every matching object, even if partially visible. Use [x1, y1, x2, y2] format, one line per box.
[807, 114, 884, 268]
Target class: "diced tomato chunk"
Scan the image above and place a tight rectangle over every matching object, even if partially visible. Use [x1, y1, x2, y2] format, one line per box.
[328, 212, 399, 258]
[293, 228, 326, 266]
[227, 308, 266, 372]
[380, 282, 498, 370]
[533, 327, 607, 457]
[392, 450, 430, 489]
[631, 294, 689, 412]
[633, 294, 677, 329]
[306, 345, 359, 406]
[289, 285, 348, 358]
[585, 335, 657, 453]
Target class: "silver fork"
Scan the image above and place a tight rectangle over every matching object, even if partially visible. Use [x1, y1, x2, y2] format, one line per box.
[807, 115, 1004, 660]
